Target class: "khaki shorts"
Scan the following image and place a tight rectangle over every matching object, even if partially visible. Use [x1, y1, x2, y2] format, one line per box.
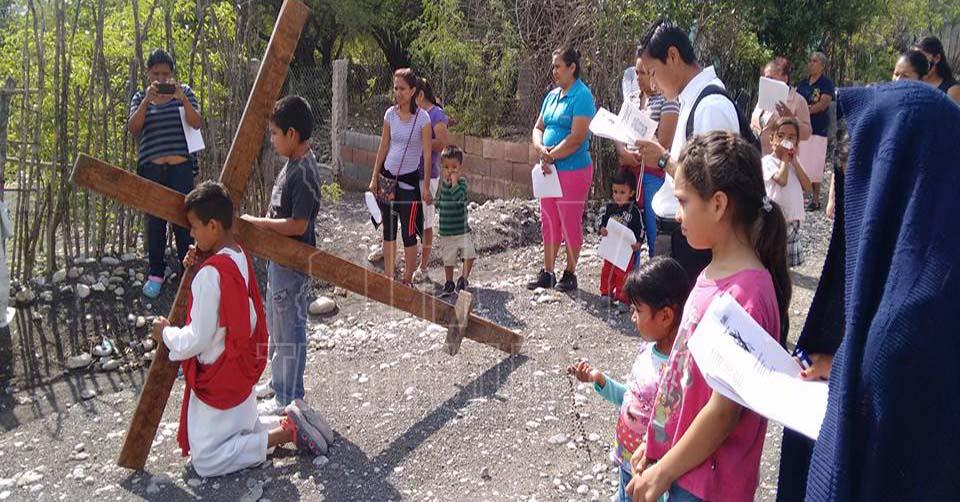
[438, 232, 477, 266]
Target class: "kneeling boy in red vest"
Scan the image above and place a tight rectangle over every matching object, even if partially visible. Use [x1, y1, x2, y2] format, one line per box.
[153, 181, 333, 477]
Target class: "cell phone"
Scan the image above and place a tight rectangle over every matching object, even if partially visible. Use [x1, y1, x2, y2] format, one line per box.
[157, 83, 176, 95]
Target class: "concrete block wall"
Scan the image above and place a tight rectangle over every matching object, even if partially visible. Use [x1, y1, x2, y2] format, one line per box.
[339, 130, 537, 201]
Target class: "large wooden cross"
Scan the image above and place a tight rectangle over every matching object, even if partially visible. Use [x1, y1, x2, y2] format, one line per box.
[71, 0, 522, 471]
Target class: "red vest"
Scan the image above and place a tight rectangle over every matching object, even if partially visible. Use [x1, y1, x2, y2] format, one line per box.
[177, 250, 269, 456]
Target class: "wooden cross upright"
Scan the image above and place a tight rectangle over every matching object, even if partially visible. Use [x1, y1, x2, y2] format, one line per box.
[71, 0, 523, 471]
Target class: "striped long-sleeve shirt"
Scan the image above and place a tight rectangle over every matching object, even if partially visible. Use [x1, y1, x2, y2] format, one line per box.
[129, 85, 200, 167]
[436, 178, 470, 237]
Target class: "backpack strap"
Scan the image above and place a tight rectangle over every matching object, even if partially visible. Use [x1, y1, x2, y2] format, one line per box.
[684, 85, 761, 151]
[685, 85, 726, 140]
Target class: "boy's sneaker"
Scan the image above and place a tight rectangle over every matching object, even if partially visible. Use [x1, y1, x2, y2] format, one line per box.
[254, 382, 275, 400]
[257, 397, 286, 416]
[456, 277, 469, 292]
[555, 270, 578, 292]
[367, 248, 384, 263]
[440, 281, 456, 297]
[281, 403, 328, 456]
[526, 269, 556, 290]
[293, 398, 335, 445]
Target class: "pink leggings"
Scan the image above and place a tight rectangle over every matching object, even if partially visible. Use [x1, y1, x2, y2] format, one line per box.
[540, 164, 593, 248]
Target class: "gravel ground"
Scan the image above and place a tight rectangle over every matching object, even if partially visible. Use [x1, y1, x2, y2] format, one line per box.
[0, 172, 834, 501]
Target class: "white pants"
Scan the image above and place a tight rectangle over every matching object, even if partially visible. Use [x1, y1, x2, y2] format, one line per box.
[188, 391, 279, 478]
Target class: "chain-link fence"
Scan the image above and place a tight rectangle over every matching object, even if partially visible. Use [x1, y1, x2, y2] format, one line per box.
[286, 64, 335, 164]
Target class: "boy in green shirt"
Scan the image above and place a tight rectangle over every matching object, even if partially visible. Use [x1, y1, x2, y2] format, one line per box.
[435, 145, 477, 296]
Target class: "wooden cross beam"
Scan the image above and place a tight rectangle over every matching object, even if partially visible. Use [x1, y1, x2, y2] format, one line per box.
[71, 0, 522, 471]
[72, 155, 524, 354]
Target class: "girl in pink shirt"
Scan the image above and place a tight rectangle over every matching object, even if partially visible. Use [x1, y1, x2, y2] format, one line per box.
[627, 131, 792, 502]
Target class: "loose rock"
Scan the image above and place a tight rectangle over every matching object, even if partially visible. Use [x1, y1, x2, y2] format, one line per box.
[309, 296, 337, 316]
[15, 289, 35, 305]
[66, 354, 93, 370]
[100, 359, 121, 371]
[91, 340, 114, 357]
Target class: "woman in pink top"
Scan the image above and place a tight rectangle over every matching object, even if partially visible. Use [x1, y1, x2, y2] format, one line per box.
[627, 131, 791, 502]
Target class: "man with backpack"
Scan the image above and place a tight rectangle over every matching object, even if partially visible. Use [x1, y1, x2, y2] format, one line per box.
[632, 19, 757, 281]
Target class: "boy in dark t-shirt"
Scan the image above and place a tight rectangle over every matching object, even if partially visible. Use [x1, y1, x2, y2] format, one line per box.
[599, 170, 644, 304]
[241, 96, 323, 416]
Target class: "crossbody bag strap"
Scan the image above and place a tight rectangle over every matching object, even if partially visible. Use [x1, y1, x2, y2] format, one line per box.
[393, 109, 419, 176]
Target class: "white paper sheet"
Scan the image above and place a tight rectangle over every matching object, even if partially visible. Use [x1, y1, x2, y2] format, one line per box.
[589, 105, 657, 146]
[598, 218, 637, 271]
[365, 191, 383, 224]
[617, 100, 658, 142]
[798, 135, 828, 181]
[757, 77, 790, 113]
[687, 293, 829, 440]
[531, 163, 563, 199]
[180, 107, 205, 153]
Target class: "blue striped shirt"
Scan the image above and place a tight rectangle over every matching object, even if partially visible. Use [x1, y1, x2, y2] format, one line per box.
[129, 85, 199, 166]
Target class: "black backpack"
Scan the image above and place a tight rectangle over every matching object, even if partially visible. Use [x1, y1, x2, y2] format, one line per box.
[685, 85, 762, 152]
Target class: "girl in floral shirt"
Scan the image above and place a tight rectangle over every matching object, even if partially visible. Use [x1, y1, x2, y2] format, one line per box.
[569, 256, 691, 501]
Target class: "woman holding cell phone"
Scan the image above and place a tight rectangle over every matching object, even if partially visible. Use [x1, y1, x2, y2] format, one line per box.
[128, 48, 204, 299]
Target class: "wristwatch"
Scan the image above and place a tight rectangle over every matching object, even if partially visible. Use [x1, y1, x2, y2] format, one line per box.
[657, 152, 670, 170]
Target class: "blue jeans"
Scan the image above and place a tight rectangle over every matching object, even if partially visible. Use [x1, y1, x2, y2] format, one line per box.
[266, 261, 309, 406]
[641, 172, 664, 257]
[618, 464, 633, 502]
[619, 463, 700, 502]
[666, 483, 701, 501]
[137, 160, 195, 277]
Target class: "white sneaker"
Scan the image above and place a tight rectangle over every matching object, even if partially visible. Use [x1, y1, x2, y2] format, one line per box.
[367, 248, 384, 263]
[254, 382, 275, 400]
[411, 267, 428, 284]
[257, 397, 286, 416]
